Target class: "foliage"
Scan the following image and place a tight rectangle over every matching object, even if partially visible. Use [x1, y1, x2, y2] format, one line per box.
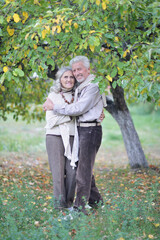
[0, 0, 160, 121]
[0, 163, 160, 239]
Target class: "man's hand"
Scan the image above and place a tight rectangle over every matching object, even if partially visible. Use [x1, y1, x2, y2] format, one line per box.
[43, 98, 54, 111]
[99, 110, 105, 122]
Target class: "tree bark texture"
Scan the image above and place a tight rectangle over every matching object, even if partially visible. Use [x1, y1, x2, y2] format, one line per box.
[105, 84, 148, 169]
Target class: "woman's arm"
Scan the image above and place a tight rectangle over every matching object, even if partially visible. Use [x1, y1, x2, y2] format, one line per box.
[45, 111, 71, 129]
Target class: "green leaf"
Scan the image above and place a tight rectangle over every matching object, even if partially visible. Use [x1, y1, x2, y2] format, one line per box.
[0, 16, 4, 24]
[0, 73, 5, 84]
[111, 67, 117, 78]
[13, 68, 24, 77]
[112, 81, 117, 89]
[104, 33, 114, 39]
[0, 28, 3, 36]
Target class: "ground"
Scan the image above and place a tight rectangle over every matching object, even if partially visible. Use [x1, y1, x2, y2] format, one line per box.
[0, 145, 160, 172]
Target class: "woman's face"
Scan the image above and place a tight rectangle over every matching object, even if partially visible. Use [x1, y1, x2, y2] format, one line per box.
[60, 70, 75, 89]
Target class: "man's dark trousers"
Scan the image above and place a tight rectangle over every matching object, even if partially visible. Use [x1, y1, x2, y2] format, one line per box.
[74, 125, 103, 210]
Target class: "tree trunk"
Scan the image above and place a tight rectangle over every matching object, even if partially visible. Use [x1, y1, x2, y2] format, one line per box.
[105, 85, 148, 169]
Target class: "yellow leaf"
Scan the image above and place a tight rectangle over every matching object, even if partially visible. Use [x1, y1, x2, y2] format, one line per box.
[34, 44, 37, 49]
[106, 75, 112, 82]
[7, 15, 11, 23]
[118, 68, 124, 76]
[68, 19, 72, 25]
[133, 55, 138, 59]
[102, 2, 107, 10]
[123, 49, 129, 58]
[34, 0, 41, 6]
[3, 66, 8, 73]
[65, 29, 69, 33]
[96, 0, 101, 6]
[13, 13, 21, 23]
[46, 195, 52, 200]
[150, 63, 154, 68]
[117, 238, 125, 240]
[31, 33, 36, 39]
[52, 26, 57, 34]
[83, 6, 85, 11]
[42, 29, 47, 39]
[89, 30, 95, 34]
[148, 235, 154, 239]
[57, 26, 61, 33]
[152, 71, 157, 76]
[7, 26, 14, 36]
[104, 17, 107, 22]
[141, 89, 146, 94]
[53, 52, 57, 56]
[22, 11, 28, 19]
[1, 86, 5, 92]
[13, 45, 19, 50]
[105, 49, 111, 53]
[45, 25, 50, 31]
[22, 11, 29, 23]
[115, 36, 119, 42]
[153, 223, 160, 227]
[62, 22, 67, 29]
[24, 49, 30, 57]
[74, 23, 78, 29]
[25, 33, 29, 40]
[89, 45, 95, 52]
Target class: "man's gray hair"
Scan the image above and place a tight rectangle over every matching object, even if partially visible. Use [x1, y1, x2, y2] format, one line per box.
[50, 66, 72, 93]
[70, 56, 90, 69]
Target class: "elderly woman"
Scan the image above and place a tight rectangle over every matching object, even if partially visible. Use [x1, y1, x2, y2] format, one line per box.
[45, 66, 78, 209]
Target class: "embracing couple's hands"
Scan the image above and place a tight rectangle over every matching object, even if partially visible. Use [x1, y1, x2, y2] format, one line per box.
[43, 98, 54, 111]
[43, 98, 105, 122]
[99, 110, 105, 122]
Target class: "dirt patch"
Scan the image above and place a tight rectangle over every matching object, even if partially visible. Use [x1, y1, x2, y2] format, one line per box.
[0, 152, 49, 172]
[96, 146, 160, 169]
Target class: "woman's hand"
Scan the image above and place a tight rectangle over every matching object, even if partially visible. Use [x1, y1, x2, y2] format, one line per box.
[99, 110, 105, 122]
[43, 98, 54, 111]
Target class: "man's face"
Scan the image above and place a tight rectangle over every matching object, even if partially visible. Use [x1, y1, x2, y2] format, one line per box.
[72, 61, 90, 83]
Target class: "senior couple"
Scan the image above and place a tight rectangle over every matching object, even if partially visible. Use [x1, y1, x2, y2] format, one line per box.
[43, 56, 106, 215]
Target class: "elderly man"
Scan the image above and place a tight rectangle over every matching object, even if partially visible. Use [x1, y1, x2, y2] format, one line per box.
[43, 56, 104, 214]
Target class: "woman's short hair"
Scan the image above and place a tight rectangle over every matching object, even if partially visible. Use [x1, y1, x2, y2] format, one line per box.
[50, 66, 73, 93]
[70, 56, 90, 69]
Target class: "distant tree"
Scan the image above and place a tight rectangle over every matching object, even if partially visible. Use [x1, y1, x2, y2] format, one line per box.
[0, 0, 159, 168]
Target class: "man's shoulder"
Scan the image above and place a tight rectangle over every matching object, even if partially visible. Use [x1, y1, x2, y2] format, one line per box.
[86, 82, 99, 90]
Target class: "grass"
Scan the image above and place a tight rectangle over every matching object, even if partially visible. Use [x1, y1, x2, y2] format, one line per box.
[102, 104, 160, 149]
[0, 165, 159, 239]
[0, 103, 160, 239]
[0, 114, 46, 153]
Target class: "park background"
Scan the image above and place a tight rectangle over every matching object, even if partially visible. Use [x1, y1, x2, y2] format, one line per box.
[0, 0, 160, 239]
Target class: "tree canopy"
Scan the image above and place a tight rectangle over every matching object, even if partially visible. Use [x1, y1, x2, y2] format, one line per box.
[0, 0, 160, 121]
